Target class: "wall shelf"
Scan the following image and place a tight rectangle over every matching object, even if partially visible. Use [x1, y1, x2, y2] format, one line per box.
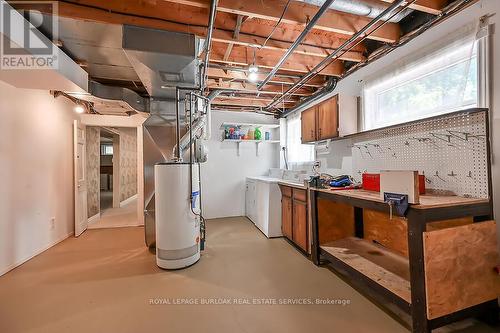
[222, 139, 280, 156]
[219, 122, 280, 130]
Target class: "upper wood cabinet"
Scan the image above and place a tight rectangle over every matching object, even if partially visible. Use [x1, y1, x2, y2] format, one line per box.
[301, 107, 317, 143]
[317, 95, 339, 140]
[300, 94, 357, 143]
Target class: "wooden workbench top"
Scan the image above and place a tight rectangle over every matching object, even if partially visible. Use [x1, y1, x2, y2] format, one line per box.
[311, 188, 489, 209]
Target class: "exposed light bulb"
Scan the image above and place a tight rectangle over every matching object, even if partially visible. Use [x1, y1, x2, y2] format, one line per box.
[248, 71, 258, 82]
[74, 105, 85, 114]
[248, 64, 258, 73]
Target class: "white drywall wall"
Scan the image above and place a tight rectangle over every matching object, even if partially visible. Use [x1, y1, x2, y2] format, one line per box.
[0, 81, 77, 276]
[201, 111, 280, 219]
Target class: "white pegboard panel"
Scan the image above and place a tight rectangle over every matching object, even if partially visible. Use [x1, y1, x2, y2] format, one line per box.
[351, 109, 489, 198]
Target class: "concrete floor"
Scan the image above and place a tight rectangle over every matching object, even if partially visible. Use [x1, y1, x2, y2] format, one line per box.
[0, 217, 496, 333]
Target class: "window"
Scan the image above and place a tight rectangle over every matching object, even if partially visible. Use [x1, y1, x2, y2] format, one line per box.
[285, 112, 315, 165]
[363, 27, 479, 130]
[100, 144, 113, 155]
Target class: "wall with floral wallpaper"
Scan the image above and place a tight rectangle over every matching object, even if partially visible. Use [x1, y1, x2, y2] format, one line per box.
[119, 128, 137, 202]
[86, 127, 100, 218]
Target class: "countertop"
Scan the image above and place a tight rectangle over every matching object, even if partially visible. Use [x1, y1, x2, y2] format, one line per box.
[277, 180, 306, 189]
[246, 176, 306, 189]
[311, 188, 489, 209]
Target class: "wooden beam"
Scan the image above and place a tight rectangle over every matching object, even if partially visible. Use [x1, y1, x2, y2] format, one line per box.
[380, 0, 447, 15]
[164, 0, 401, 42]
[14, 1, 365, 61]
[212, 30, 365, 62]
[223, 14, 243, 61]
[207, 79, 313, 96]
[207, 67, 326, 87]
[212, 97, 294, 108]
[211, 42, 344, 76]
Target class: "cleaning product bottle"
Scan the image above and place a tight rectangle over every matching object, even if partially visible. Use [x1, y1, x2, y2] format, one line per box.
[254, 127, 262, 140]
[248, 129, 254, 140]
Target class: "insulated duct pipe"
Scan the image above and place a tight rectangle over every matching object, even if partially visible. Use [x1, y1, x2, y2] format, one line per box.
[301, 0, 412, 23]
[266, 0, 407, 111]
[280, 78, 338, 118]
[258, 0, 336, 90]
[201, 0, 218, 90]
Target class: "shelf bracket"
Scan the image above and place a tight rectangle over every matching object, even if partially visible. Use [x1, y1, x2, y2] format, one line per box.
[237, 141, 240, 157]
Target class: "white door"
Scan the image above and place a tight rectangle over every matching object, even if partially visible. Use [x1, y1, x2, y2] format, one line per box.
[74, 120, 88, 237]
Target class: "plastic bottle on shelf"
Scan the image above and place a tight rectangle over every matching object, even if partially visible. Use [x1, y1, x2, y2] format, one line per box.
[247, 129, 255, 140]
[254, 127, 262, 140]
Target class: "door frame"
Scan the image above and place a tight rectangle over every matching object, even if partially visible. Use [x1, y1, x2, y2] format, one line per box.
[79, 114, 146, 226]
[74, 120, 88, 236]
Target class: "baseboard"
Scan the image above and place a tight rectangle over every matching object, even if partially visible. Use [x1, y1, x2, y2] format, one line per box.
[120, 194, 138, 208]
[0, 231, 74, 277]
[87, 213, 100, 225]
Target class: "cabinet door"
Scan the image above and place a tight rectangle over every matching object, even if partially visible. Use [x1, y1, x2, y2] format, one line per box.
[292, 200, 308, 252]
[317, 96, 339, 140]
[301, 107, 317, 143]
[281, 195, 293, 239]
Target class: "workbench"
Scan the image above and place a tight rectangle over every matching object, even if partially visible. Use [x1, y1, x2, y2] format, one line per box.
[310, 188, 499, 333]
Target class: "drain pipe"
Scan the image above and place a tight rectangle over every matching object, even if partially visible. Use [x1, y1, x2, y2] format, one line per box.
[258, 0, 336, 90]
[266, 0, 407, 110]
[202, 0, 218, 91]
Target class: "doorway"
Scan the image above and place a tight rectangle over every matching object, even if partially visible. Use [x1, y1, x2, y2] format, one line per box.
[87, 126, 140, 229]
[100, 130, 115, 211]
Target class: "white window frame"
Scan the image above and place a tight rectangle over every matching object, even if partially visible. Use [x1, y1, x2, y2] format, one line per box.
[361, 22, 488, 131]
[285, 111, 315, 168]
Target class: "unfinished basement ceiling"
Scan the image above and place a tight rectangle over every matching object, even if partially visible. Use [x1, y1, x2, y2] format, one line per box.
[13, 0, 472, 116]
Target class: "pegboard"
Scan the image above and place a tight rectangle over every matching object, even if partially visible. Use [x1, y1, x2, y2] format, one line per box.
[351, 109, 489, 198]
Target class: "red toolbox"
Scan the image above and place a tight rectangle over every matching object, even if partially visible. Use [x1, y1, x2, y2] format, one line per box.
[362, 173, 426, 194]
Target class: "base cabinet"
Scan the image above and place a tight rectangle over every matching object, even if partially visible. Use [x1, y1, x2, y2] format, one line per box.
[280, 185, 309, 253]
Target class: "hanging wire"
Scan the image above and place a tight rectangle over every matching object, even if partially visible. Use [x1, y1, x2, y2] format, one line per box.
[259, 0, 293, 49]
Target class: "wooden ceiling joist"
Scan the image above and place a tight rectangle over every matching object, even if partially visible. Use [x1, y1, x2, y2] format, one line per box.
[163, 0, 401, 42]
[211, 42, 344, 76]
[212, 30, 365, 63]
[207, 79, 313, 96]
[212, 97, 294, 108]
[14, 1, 366, 62]
[207, 68, 326, 88]
[380, 0, 447, 15]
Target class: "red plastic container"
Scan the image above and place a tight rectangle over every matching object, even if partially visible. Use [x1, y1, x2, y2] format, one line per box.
[362, 173, 380, 192]
[362, 173, 426, 194]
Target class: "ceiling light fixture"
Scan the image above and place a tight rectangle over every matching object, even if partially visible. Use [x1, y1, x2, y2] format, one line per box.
[247, 48, 259, 83]
[74, 105, 85, 114]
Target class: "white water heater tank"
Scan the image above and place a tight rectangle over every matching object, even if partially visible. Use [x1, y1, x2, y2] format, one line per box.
[154, 163, 200, 269]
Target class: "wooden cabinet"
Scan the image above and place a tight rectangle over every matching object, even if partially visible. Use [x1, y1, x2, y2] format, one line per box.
[281, 195, 293, 239]
[317, 95, 339, 140]
[279, 185, 309, 254]
[301, 107, 317, 143]
[292, 199, 308, 251]
[301, 94, 358, 142]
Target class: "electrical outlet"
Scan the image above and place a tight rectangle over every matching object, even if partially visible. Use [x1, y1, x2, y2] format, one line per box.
[50, 217, 55, 230]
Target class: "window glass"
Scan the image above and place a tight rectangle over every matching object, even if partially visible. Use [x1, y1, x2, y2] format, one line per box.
[363, 37, 478, 130]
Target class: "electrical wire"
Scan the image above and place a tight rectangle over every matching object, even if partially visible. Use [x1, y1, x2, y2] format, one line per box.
[259, 0, 293, 49]
[268, 0, 417, 110]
